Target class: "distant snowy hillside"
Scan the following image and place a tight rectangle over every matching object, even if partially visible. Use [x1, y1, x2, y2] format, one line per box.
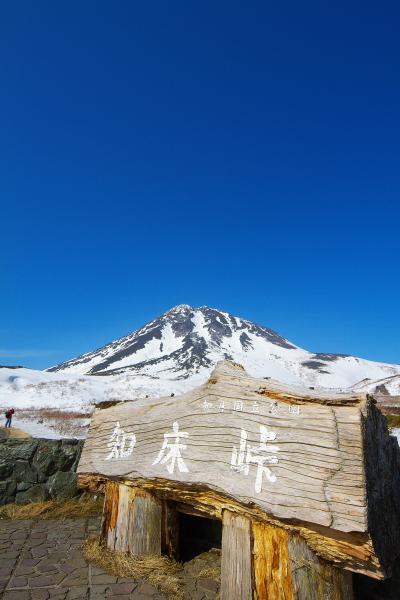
[350, 374, 400, 396]
[49, 304, 400, 391]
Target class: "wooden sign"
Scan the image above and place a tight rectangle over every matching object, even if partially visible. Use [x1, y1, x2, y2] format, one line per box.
[78, 361, 400, 580]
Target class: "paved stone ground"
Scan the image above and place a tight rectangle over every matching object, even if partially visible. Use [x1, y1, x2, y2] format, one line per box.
[0, 517, 220, 599]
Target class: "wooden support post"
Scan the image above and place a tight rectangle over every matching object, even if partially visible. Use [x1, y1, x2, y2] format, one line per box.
[252, 521, 293, 600]
[101, 484, 162, 556]
[252, 521, 354, 600]
[101, 481, 135, 552]
[115, 484, 135, 552]
[221, 510, 252, 600]
[288, 534, 353, 600]
[131, 489, 162, 556]
[101, 481, 120, 550]
[162, 500, 180, 561]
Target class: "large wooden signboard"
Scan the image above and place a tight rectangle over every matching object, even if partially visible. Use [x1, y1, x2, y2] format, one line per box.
[78, 361, 400, 580]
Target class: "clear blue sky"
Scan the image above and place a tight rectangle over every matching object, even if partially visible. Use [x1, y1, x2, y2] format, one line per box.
[1, 1, 400, 369]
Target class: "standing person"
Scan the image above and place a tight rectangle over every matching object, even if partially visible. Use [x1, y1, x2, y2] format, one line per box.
[5, 408, 14, 428]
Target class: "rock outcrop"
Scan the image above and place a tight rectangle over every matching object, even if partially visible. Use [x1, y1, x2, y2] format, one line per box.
[0, 438, 83, 505]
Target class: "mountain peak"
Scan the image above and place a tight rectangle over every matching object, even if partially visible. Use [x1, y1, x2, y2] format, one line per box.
[167, 304, 193, 314]
[47, 305, 400, 394]
[48, 304, 297, 377]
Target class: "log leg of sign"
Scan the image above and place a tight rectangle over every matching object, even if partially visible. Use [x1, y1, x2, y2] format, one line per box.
[288, 534, 354, 600]
[221, 511, 253, 600]
[221, 511, 354, 600]
[115, 483, 135, 552]
[101, 483, 162, 556]
[130, 488, 162, 556]
[101, 481, 135, 552]
[162, 500, 180, 561]
[101, 481, 120, 550]
[252, 521, 293, 599]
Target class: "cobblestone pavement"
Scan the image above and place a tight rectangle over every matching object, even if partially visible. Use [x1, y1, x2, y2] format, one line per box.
[0, 517, 220, 599]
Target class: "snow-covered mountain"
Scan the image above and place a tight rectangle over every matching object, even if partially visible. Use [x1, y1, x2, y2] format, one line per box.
[48, 304, 400, 391]
[2, 303, 400, 438]
[2, 304, 400, 426]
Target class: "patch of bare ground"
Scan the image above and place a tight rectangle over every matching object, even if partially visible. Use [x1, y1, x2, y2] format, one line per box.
[82, 535, 185, 600]
[95, 399, 126, 409]
[0, 494, 103, 520]
[0, 425, 31, 438]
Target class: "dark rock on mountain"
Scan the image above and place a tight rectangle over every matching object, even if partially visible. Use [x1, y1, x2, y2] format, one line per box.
[301, 360, 330, 374]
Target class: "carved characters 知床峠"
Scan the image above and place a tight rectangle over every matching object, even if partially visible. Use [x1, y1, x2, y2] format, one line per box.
[152, 421, 189, 474]
[105, 421, 136, 460]
[230, 425, 279, 492]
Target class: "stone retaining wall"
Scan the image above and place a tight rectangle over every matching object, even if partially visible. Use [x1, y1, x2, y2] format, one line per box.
[0, 438, 84, 505]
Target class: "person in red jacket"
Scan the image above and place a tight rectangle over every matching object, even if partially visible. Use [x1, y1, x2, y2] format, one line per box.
[5, 408, 14, 428]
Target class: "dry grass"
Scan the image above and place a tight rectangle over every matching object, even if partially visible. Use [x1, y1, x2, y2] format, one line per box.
[13, 408, 92, 437]
[386, 414, 400, 428]
[197, 566, 220, 582]
[0, 426, 31, 439]
[29, 409, 93, 420]
[82, 536, 184, 600]
[0, 495, 104, 520]
[9, 427, 32, 438]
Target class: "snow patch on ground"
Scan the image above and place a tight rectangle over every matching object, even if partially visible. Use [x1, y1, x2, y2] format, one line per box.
[0, 367, 201, 413]
[10, 416, 69, 439]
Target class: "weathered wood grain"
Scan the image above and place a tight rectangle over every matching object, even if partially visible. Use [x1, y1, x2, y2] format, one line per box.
[114, 484, 135, 552]
[78, 361, 400, 578]
[79, 362, 368, 531]
[362, 400, 400, 576]
[253, 521, 293, 600]
[101, 481, 355, 598]
[162, 500, 180, 560]
[131, 489, 162, 556]
[252, 522, 353, 600]
[101, 481, 136, 552]
[288, 535, 354, 600]
[101, 481, 120, 550]
[81, 474, 379, 576]
[221, 511, 252, 600]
